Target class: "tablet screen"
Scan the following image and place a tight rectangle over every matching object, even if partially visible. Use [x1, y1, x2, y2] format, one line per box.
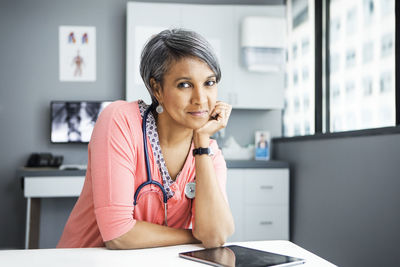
[179, 245, 306, 267]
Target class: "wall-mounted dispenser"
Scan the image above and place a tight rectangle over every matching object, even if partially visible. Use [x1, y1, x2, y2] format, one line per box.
[241, 16, 287, 73]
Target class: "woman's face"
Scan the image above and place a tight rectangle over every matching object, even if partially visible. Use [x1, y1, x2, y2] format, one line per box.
[154, 57, 218, 130]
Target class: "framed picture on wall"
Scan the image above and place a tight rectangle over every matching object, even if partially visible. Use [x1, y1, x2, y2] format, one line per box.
[255, 131, 270, 160]
[59, 26, 96, 82]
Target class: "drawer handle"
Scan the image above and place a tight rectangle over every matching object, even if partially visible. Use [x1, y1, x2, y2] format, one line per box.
[260, 185, 274, 190]
[260, 221, 273, 225]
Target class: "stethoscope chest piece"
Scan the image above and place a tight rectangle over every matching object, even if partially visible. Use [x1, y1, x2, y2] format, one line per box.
[184, 182, 196, 199]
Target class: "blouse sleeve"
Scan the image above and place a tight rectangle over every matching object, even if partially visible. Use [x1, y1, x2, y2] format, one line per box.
[191, 140, 228, 227]
[89, 101, 138, 242]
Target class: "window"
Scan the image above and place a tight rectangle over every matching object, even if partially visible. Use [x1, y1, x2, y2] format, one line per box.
[328, 0, 396, 132]
[345, 49, 356, 68]
[302, 66, 309, 81]
[362, 0, 374, 25]
[346, 7, 357, 35]
[362, 42, 374, 63]
[301, 37, 310, 55]
[283, 0, 315, 137]
[292, 44, 298, 59]
[282, 0, 397, 138]
[292, 0, 309, 29]
[381, 33, 394, 58]
[362, 76, 373, 96]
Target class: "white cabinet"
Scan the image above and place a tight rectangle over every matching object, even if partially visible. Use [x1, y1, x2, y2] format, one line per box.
[126, 3, 285, 110]
[226, 168, 289, 242]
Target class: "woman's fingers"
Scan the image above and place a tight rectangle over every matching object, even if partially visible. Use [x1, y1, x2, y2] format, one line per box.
[210, 102, 232, 128]
[195, 101, 232, 136]
[211, 102, 231, 117]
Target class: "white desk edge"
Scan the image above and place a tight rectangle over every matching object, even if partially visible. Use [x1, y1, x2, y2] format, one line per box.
[0, 240, 336, 267]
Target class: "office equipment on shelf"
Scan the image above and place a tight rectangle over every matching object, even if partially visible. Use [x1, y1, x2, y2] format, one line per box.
[26, 153, 63, 168]
[59, 164, 87, 170]
[222, 136, 254, 160]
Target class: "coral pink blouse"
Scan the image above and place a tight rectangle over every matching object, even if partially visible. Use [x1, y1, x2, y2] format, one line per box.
[57, 101, 227, 248]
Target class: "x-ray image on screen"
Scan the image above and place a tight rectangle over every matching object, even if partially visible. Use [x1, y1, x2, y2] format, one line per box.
[51, 101, 111, 143]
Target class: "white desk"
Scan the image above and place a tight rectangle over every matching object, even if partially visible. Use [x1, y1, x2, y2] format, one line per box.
[18, 168, 86, 249]
[0, 240, 336, 267]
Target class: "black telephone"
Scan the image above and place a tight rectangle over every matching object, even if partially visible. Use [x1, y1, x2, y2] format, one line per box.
[26, 153, 63, 168]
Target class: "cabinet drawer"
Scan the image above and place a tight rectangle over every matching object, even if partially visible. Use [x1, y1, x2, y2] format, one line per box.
[226, 172, 244, 242]
[244, 169, 289, 205]
[244, 205, 289, 241]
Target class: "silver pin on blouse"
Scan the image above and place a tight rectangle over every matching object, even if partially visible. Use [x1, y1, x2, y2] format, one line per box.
[184, 182, 196, 199]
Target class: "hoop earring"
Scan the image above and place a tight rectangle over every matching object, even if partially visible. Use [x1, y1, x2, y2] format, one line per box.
[156, 104, 164, 114]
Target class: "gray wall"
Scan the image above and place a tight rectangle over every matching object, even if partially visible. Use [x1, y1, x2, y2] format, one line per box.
[273, 133, 400, 267]
[0, 0, 128, 249]
[0, 0, 283, 249]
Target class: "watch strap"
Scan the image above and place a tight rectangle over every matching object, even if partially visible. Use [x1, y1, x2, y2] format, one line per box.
[193, 147, 213, 156]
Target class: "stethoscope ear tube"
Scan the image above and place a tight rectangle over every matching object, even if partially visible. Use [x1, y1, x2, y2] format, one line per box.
[142, 104, 155, 185]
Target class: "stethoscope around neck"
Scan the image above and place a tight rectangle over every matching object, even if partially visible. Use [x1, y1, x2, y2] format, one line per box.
[133, 104, 196, 227]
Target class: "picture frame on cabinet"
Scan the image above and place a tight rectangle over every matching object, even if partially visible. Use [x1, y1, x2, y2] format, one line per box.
[255, 130, 270, 160]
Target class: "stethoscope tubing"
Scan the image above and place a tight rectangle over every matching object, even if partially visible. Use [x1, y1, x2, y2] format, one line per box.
[133, 104, 169, 225]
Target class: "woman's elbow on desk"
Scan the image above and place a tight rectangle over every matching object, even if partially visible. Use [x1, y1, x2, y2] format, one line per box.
[105, 240, 119, 250]
[105, 236, 132, 250]
[201, 237, 225, 249]
[104, 228, 143, 250]
[104, 235, 148, 250]
[193, 222, 235, 249]
[194, 233, 227, 249]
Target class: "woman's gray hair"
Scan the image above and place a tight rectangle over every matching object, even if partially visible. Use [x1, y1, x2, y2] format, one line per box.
[139, 28, 221, 104]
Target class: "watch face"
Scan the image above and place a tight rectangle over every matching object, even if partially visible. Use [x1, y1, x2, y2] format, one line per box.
[208, 147, 214, 156]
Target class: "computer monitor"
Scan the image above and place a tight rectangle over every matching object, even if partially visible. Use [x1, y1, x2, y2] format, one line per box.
[51, 101, 112, 143]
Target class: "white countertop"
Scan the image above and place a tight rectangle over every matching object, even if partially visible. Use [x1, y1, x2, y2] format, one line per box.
[0, 240, 336, 267]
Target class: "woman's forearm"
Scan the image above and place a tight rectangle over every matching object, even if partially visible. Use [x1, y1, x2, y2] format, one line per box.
[106, 133, 234, 250]
[192, 133, 235, 248]
[105, 220, 199, 250]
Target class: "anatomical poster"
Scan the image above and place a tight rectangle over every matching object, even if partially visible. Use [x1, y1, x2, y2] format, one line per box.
[59, 26, 96, 82]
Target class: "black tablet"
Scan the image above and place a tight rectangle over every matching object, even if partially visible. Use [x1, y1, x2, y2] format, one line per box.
[179, 245, 306, 267]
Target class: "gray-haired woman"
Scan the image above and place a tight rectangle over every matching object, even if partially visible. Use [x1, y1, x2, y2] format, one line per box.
[57, 28, 234, 249]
